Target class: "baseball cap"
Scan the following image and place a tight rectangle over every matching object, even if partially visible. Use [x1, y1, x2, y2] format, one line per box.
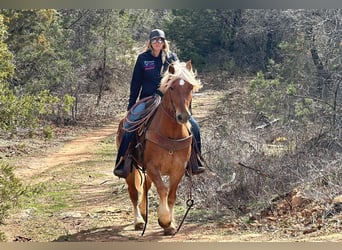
[149, 29, 165, 40]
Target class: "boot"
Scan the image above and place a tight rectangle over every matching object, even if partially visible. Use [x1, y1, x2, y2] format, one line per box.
[113, 156, 132, 178]
[114, 129, 134, 178]
[187, 149, 205, 176]
[192, 156, 205, 175]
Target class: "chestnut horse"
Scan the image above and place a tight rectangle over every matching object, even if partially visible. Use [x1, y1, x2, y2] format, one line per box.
[116, 61, 202, 236]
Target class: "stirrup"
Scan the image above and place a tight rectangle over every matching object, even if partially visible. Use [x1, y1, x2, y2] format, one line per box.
[186, 160, 205, 177]
[192, 164, 205, 175]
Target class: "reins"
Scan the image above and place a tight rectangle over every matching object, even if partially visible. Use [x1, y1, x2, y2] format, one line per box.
[173, 174, 194, 236]
[123, 95, 161, 133]
[140, 168, 195, 237]
[141, 170, 148, 236]
[161, 85, 177, 122]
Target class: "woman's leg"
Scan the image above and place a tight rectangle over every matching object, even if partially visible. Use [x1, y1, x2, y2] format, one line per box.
[114, 102, 146, 178]
[189, 116, 201, 152]
[188, 117, 205, 175]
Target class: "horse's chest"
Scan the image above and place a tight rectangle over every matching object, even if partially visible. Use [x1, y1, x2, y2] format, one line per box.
[148, 146, 190, 161]
[144, 142, 191, 166]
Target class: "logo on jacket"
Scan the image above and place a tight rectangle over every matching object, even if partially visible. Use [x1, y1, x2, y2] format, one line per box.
[144, 61, 155, 71]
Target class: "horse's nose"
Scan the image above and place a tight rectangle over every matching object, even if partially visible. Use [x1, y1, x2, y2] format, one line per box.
[176, 111, 191, 124]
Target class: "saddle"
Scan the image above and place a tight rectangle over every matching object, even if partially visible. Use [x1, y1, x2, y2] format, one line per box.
[119, 95, 161, 171]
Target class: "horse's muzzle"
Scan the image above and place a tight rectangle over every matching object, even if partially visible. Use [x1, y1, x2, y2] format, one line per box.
[176, 111, 191, 124]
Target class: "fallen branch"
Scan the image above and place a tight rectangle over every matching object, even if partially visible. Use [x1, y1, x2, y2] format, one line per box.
[237, 161, 272, 178]
[255, 118, 279, 130]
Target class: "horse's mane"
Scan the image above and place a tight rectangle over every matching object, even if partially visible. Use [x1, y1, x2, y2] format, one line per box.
[159, 61, 202, 94]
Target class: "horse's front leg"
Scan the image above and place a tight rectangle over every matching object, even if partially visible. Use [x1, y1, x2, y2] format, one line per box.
[138, 174, 152, 223]
[147, 166, 171, 230]
[126, 168, 145, 230]
[163, 166, 186, 236]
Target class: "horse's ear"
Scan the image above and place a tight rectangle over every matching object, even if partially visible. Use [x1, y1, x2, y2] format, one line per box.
[168, 64, 175, 74]
[185, 60, 192, 71]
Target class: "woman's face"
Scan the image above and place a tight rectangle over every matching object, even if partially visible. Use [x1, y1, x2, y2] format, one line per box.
[150, 37, 164, 52]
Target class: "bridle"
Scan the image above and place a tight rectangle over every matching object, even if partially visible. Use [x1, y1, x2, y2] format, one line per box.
[160, 79, 190, 123]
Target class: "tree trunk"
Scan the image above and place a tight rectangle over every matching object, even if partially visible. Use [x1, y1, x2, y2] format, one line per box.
[96, 32, 107, 107]
[307, 27, 331, 99]
[228, 9, 242, 53]
[264, 29, 274, 71]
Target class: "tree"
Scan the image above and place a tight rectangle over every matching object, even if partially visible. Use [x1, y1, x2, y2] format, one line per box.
[126, 9, 171, 42]
[2, 10, 69, 93]
[165, 9, 238, 70]
[60, 9, 135, 106]
[0, 14, 14, 84]
[248, 9, 341, 145]
[0, 10, 76, 130]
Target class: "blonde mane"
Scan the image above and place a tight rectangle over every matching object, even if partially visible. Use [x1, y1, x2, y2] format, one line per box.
[159, 61, 202, 94]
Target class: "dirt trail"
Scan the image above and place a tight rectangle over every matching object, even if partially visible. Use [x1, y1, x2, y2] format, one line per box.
[3, 89, 340, 242]
[14, 123, 119, 181]
[13, 90, 221, 183]
[2, 90, 229, 242]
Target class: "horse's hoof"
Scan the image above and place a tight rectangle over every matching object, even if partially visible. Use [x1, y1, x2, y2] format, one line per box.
[158, 219, 171, 228]
[164, 227, 177, 236]
[134, 223, 145, 230]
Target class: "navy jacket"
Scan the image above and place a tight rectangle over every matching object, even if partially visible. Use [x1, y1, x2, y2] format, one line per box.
[127, 50, 178, 110]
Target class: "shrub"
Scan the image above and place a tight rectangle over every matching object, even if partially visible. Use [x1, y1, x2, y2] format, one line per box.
[43, 126, 54, 139]
[0, 163, 27, 241]
[0, 82, 73, 137]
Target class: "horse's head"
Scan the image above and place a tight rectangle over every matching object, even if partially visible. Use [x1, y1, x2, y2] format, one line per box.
[159, 61, 202, 125]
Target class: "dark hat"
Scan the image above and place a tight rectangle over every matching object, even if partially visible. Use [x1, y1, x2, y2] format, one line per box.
[149, 29, 165, 40]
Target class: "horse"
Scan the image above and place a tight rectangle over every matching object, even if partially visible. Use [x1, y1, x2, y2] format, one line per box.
[116, 60, 202, 236]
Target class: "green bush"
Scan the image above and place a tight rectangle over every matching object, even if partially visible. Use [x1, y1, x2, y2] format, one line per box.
[0, 163, 27, 241]
[249, 71, 301, 123]
[0, 82, 61, 136]
[43, 126, 54, 139]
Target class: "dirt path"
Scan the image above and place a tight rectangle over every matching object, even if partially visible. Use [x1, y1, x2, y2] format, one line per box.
[1, 89, 340, 242]
[14, 90, 220, 181]
[15, 124, 118, 181]
[13, 123, 119, 182]
[1, 90, 231, 242]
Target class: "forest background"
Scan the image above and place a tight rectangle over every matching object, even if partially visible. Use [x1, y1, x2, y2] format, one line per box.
[0, 9, 341, 240]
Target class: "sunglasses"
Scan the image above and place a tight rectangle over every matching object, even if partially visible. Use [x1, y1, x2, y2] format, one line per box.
[151, 38, 164, 44]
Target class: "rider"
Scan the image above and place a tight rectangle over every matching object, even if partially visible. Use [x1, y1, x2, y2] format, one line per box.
[113, 29, 205, 178]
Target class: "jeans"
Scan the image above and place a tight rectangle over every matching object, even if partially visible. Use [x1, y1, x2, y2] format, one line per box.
[189, 116, 201, 152]
[115, 102, 145, 165]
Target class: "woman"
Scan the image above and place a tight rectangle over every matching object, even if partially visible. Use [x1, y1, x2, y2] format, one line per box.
[114, 29, 205, 178]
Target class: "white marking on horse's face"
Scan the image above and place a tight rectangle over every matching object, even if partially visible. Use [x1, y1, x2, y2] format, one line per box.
[179, 79, 185, 86]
